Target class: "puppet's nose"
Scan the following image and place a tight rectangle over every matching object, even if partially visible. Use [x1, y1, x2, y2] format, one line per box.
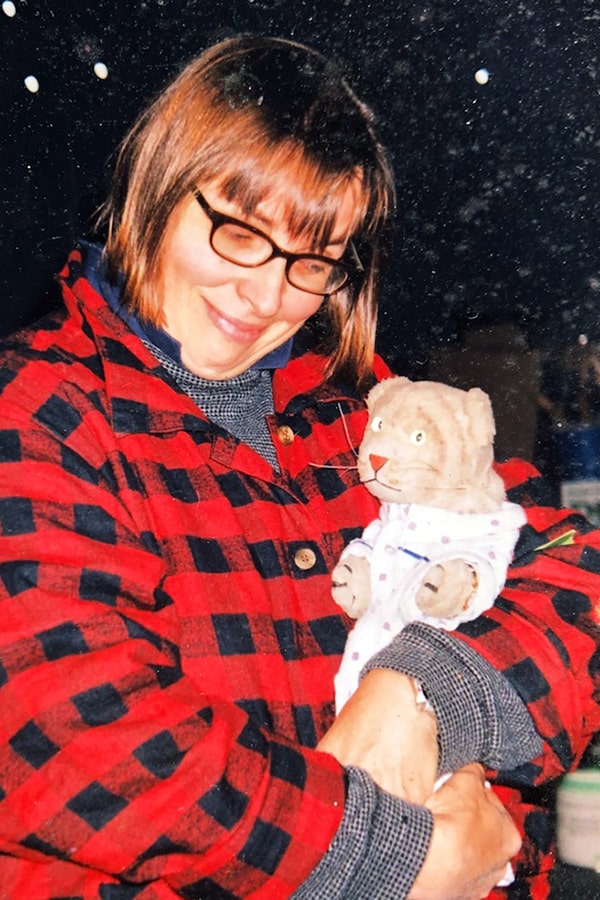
[369, 453, 389, 472]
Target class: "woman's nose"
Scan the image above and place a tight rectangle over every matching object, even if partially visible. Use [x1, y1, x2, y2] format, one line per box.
[238, 258, 288, 317]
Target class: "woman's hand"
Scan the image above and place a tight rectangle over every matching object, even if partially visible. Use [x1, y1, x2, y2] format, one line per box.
[318, 669, 438, 803]
[319, 672, 520, 897]
[409, 763, 522, 900]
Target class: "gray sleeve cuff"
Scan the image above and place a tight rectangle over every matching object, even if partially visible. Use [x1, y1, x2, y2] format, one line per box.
[362, 621, 542, 774]
[292, 767, 433, 900]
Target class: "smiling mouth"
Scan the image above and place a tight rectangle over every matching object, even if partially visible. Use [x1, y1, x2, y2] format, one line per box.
[359, 461, 434, 480]
[204, 299, 266, 344]
[359, 461, 436, 492]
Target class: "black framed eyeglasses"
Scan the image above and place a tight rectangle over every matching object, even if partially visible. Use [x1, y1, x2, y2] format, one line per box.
[193, 189, 363, 296]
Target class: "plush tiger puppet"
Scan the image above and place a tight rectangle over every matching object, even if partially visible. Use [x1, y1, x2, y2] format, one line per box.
[332, 376, 526, 712]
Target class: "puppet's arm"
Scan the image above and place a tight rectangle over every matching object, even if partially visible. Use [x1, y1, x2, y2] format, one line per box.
[331, 519, 383, 618]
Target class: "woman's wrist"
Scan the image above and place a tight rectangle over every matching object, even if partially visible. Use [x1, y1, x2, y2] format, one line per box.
[319, 668, 439, 803]
[363, 622, 541, 773]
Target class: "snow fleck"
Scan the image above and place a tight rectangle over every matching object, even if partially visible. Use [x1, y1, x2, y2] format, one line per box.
[94, 62, 109, 80]
[24, 75, 39, 94]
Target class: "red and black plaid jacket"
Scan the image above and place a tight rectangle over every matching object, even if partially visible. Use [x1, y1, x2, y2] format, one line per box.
[0, 248, 598, 898]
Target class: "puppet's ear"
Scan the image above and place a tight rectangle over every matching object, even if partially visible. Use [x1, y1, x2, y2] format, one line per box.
[366, 376, 411, 410]
[466, 387, 496, 446]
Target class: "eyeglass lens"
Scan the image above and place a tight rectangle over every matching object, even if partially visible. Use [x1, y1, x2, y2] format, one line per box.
[211, 222, 348, 294]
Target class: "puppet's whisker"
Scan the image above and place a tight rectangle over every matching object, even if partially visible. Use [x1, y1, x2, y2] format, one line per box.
[309, 463, 359, 470]
[367, 476, 467, 493]
[337, 402, 359, 458]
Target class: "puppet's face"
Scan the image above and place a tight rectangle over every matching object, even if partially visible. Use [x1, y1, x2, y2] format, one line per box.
[357, 376, 505, 513]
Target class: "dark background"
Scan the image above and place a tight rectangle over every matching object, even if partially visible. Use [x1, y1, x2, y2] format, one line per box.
[1, 0, 599, 371]
[2, 3, 600, 894]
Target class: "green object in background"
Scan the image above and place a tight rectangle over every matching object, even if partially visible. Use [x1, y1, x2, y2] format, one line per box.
[557, 769, 600, 872]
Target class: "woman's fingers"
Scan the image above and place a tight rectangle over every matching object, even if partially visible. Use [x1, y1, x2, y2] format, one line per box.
[409, 764, 521, 900]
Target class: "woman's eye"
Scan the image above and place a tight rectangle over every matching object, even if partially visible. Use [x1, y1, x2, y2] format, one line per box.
[222, 225, 254, 244]
[295, 259, 327, 276]
[371, 416, 384, 432]
[410, 429, 426, 445]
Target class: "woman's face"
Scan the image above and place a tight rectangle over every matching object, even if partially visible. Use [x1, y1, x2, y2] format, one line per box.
[159, 179, 360, 380]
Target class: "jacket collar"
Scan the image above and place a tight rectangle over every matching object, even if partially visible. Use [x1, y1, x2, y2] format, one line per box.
[59, 246, 361, 436]
[80, 240, 293, 371]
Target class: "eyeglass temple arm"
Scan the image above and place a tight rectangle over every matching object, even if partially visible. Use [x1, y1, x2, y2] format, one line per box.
[348, 240, 364, 274]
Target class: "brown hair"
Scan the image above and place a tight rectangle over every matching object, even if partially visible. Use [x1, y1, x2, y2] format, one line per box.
[103, 34, 395, 390]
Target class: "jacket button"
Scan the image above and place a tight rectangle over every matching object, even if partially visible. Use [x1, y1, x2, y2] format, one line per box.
[277, 425, 295, 445]
[294, 547, 317, 570]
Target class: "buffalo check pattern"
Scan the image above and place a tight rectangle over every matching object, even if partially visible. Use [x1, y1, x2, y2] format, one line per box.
[0, 248, 598, 898]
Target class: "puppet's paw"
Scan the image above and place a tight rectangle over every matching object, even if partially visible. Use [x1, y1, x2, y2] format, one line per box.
[331, 555, 371, 618]
[415, 561, 478, 619]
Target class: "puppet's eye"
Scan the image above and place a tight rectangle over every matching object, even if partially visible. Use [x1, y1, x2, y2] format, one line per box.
[371, 416, 384, 432]
[410, 429, 427, 445]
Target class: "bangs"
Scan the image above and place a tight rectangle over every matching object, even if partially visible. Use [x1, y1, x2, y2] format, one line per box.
[203, 135, 383, 252]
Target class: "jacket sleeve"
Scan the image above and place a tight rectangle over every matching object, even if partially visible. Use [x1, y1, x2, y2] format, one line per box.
[367, 459, 600, 786]
[456, 458, 600, 782]
[0, 409, 348, 897]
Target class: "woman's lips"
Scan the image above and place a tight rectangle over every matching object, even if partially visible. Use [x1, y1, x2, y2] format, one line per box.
[204, 299, 265, 344]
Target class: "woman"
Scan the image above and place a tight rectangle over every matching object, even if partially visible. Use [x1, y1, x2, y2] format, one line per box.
[0, 34, 597, 899]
